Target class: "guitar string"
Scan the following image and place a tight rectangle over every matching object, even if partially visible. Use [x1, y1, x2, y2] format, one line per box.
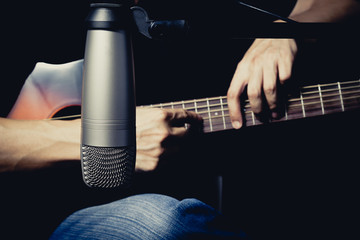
[49, 82, 360, 121]
[191, 95, 360, 120]
[157, 92, 360, 133]
[150, 87, 360, 109]
[301, 79, 360, 89]
[49, 92, 360, 121]
[201, 95, 360, 131]
[159, 92, 360, 116]
[199, 94, 360, 131]
[149, 79, 360, 108]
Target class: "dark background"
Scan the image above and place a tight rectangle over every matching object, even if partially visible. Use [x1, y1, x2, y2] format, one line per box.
[0, 1, 360, 239]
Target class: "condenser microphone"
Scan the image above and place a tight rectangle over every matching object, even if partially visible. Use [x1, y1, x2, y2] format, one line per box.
[81, 1, 136, 188]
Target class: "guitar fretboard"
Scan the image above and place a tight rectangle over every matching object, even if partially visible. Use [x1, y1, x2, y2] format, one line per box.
[144, 79, 360, 133]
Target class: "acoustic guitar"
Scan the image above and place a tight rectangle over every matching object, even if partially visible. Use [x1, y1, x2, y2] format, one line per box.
[7, 61, 360, 131]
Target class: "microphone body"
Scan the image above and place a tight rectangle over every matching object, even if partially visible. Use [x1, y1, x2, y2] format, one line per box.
[81, 2, 136, 188]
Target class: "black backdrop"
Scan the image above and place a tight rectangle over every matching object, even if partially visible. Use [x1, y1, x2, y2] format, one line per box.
[0, 1, 360, 239]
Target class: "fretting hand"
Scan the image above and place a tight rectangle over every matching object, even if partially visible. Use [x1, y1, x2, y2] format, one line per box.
[227, 38, 298, 128]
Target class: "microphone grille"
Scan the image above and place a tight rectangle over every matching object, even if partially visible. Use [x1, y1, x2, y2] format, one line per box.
[81, 145, 135, 188]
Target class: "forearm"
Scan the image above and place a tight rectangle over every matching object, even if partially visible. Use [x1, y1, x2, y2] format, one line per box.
[0, 107, 201, 174]
[289, 0, 360, 22]
[0, 118, 80, 172]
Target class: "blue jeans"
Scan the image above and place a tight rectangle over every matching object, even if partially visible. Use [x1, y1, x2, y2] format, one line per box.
[50, 194, 247, 240]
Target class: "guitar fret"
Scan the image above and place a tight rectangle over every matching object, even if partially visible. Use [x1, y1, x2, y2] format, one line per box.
[300, 91, 306, 118]
[251, 111, 256, 125]
[318, 84, 325, 115]
[337, 82, 345, 112]
[220, 97, 226, 129]
[209, 98, 227, 132]
[320, 82, 346, 114]
[206, 98, 213, 132]
[340, 79, 360, 111]
[222, 98, 233, 130]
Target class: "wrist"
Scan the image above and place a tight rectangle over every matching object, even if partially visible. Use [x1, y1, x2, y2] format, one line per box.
[45, 119, 81, 144]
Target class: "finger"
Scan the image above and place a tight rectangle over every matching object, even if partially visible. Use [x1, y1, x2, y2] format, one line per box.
[170, 127, 187, 137]
[278, 55, 293, 84]
[167, 109, 202, 127]
[278, 39, 297, 84]
[263, 60, 278, 112]
[227, 63, 248, 129]
[247, 64, 263, 115]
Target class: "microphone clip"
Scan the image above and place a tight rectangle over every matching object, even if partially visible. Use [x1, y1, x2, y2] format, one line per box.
[131, 6, 188, 40]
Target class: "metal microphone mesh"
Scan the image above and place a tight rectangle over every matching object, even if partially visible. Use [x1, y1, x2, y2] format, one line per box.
[81, 145, 135, 188]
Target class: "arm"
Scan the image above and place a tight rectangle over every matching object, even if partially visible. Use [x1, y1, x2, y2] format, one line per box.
[0, 108, 202, 173]
[289, 0, 360, 22]
[0, 118, 80, 172]
[227, 0, 360, 128]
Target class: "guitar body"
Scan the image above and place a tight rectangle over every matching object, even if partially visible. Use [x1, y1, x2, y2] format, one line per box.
[7, 60, 83, 120]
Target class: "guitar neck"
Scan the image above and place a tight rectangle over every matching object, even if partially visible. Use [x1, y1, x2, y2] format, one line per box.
[145, 79, 360, 133]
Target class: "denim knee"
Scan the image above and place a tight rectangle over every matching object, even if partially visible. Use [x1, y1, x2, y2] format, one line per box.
[166, 198, 247, 239]
[50, 193, 180, 240]
[50, 193, 246, 240]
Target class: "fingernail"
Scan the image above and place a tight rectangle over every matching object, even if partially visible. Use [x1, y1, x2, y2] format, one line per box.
[232, 121, 242, 129]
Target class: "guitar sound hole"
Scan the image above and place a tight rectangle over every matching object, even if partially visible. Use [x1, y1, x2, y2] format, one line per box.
[52, 106, 81, 120]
